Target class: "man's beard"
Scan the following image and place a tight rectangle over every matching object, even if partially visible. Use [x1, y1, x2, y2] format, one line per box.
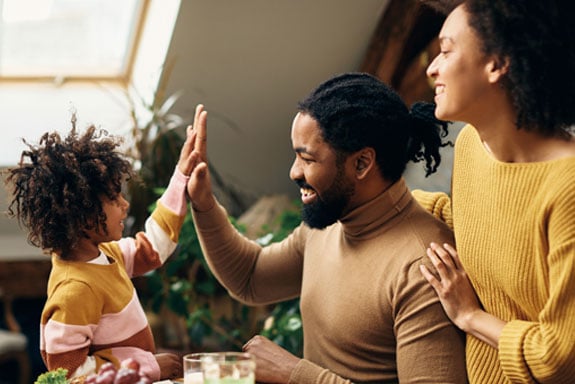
[301, 167, 354, 230]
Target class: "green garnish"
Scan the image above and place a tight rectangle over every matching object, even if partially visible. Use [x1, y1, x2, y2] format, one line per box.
[34, 368, 69, 384]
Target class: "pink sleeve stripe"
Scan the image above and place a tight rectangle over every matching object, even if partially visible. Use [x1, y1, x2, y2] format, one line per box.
[42, 321, 97, 354]
[92, 290, 149, 343]
[117, 237, 138, 275]
[159, 169, 189, 216]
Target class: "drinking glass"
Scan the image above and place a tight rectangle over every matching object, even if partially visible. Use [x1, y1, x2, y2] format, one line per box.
[201, 352, 255, 384]
[183, 353, 218, 384]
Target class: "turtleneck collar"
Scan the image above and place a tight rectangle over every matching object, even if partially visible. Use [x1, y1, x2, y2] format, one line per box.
[338, 178, 412, 240]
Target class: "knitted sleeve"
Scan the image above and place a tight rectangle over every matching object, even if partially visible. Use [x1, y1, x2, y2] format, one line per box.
[499, 183, 575, 383]
[115, 169, 189, 277]
[289, 360, 352, 384]
[41, 280, 115, 376]
[192, 201, 305, 305]
[411, 189, 453, 229]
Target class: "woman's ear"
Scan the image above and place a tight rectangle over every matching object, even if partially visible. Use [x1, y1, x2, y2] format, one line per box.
[486, 55, 510, 84]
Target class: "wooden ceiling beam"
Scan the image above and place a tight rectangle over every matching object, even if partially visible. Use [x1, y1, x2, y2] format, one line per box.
[361, 0, 445, 103]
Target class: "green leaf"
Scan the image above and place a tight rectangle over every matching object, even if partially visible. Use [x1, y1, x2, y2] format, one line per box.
[34, 368, 68, 384]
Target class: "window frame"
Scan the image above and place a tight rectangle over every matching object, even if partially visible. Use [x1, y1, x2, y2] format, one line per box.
[0, 0, 150, 86]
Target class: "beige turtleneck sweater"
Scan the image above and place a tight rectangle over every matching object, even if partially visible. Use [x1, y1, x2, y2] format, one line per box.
[193, 178, 467, 383]
[414, 125, 575, 384]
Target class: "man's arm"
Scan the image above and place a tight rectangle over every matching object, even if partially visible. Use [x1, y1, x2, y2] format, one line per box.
[395, 258, 467, 383]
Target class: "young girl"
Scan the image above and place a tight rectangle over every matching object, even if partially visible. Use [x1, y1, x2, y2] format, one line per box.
[5, 118, 197, 381]
[417, 1, 575, 383]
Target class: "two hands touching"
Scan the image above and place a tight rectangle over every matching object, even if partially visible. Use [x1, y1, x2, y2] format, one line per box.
[176, 104, 216, 213]
[176, 104, 301, 383]
[153, 104, 215, 381]
[176, 103, 504, 380]
[420, 242, 505, 349]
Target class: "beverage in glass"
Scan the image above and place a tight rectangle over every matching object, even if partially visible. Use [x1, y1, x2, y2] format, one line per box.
[201, 352, 255, 384]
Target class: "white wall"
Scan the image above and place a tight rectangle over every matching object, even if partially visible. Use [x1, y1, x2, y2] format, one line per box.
[0, 0, 455, 204]
[162, 0, 389, 200]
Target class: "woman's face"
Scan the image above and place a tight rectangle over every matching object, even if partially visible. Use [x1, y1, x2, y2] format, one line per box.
[426, 4, 497, 124]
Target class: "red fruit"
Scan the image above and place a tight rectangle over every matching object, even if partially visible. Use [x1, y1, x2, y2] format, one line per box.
[114, 368, 139, 384]
[121, 358, 141, 372]
[98, 362, 117, 375]
[96, 370, 116, 384]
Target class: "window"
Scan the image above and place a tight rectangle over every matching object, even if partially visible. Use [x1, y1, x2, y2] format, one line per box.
[0, 0, 145, 81]
[0, 0, 180, 167]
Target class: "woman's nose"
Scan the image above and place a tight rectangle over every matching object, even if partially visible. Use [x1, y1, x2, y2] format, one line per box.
[426, 54, 439, 79]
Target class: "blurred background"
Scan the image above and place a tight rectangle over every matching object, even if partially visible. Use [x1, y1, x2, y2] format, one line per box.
[0, 1, 461, 382]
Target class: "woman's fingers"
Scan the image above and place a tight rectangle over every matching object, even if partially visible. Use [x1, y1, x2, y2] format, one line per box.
[443, 243, 463, 270]
[429, 242, 458, 269]
[420, 264, 442, 291]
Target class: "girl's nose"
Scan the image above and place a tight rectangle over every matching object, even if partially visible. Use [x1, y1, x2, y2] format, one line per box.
[121, 195, 130, 211]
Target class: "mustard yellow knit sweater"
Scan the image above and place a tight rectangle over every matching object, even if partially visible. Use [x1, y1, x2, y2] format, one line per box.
[414, 125, 575, 383]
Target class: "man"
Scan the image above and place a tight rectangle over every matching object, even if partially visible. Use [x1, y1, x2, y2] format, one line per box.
[186, 73, 467, 383]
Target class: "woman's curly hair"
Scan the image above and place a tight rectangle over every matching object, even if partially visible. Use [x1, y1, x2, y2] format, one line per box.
[466, 0, 575, 137]
[423, 0, 575, 138]
[4, 120, 134, 258]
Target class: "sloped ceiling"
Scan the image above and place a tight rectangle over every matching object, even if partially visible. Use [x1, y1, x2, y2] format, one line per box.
[162, 0, 446, 211]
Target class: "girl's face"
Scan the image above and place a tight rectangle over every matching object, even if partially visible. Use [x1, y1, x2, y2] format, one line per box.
[426, 5, 498, 124]
[96, 193, 130, 242]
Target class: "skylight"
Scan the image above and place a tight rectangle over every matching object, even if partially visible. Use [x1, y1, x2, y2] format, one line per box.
[0, 0, 144, 80]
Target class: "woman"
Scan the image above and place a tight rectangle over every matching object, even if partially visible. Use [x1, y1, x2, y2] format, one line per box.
[416, 1, 575, 383]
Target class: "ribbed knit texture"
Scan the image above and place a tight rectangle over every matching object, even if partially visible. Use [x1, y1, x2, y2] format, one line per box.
[415, 125, 575, 383]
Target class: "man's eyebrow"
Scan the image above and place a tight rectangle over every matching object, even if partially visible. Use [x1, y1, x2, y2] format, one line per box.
[294, 147, 309, 155]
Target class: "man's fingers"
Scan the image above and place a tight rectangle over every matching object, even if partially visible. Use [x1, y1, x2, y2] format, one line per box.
[193, 104, 208, 159]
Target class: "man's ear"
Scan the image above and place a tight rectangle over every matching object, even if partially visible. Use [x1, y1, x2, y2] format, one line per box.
[486, 55, 510, 84]
[355, 148, 375, 179]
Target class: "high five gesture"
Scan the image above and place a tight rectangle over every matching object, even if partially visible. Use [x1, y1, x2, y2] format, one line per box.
[186, 104, 216, 212]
